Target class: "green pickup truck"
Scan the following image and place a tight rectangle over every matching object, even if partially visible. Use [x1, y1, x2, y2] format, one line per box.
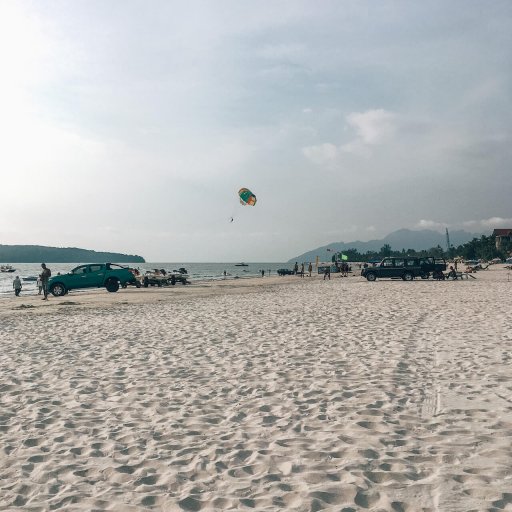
[49, 263, 138, 296]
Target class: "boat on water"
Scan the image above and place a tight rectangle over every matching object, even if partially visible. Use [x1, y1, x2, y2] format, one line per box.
[0, 264, 16, 273]
[235, 263, 248, 267]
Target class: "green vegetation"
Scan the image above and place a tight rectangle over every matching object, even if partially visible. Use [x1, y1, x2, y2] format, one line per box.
[0, 245, 145, 263]
[341, 235, 511, 262]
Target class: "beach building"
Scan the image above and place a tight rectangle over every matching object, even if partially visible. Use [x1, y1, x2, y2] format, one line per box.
[493, 228, 512, 249]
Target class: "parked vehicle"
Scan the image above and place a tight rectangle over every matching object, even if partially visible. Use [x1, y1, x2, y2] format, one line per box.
[361, 257, 447, 281]
[49, 263, 138, 296]
[139, 268, 190, 287]
[416, 257, 448, 279]
[277, 268, 294, 276]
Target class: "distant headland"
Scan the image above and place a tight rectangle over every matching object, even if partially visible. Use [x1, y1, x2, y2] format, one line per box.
[0, 245, 145, 263]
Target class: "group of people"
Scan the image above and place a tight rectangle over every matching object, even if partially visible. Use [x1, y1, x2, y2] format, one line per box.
[293, 261, 351, 280]
[12, 263, 52, 300]
[293, 262, 314, 278]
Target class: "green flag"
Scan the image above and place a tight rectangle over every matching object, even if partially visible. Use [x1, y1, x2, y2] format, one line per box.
[341, 254, 348, 261]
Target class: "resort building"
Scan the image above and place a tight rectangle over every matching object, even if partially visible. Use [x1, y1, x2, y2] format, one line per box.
[493, 228, 512, 249]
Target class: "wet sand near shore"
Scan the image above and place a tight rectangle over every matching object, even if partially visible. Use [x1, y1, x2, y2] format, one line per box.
[0, 275, 300, 316]
[0, 267, 511, 510]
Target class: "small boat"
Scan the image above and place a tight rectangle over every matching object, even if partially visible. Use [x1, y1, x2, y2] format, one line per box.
[235, 263, 248, 267]
[22, 276, 38, 282]
[0, 264, 16, 273]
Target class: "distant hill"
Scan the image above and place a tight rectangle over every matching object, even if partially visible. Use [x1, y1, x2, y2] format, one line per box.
[0, 245, 145, 263]
[288, 229, 483, 263]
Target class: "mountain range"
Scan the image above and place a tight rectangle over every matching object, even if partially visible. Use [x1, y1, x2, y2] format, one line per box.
[288, 229, 483, 263]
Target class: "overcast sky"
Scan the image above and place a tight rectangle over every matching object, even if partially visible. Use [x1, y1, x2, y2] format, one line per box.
[1, 1, 511, 261]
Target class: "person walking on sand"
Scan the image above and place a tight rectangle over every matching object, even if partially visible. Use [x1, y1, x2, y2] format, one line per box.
[293, 262, 298, 275]
[308, 262, 312, 277]
[36, 275, 43, 295]
[300, 263, 304, 278]
[13, 276, 22, 297]
[40, 263, 51, 300]
[323, 266, 330, 280]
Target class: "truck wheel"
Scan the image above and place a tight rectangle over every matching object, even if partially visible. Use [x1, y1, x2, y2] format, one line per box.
[366, 272, 376, 282]
[50, 283, 66, 297]
[105, 278, 120, 292]
[402, 272, 414, 281]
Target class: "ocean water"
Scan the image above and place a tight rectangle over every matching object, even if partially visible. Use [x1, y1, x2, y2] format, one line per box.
[0, 262, 291, 297]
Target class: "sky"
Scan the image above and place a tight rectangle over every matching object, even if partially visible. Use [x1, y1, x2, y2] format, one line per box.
[1, 0, 511, 261]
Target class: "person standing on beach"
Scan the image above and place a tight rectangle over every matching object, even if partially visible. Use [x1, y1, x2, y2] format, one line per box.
[13, 276, 22, 296]
[323, 266, 330, 280]
[293, 262, 298, 275]
[308, 262, 312, 277]
[40, 263, 51, 300]
[447, 266, 458, 280]
[36, 275, 43, 295]
[300, 263, 305, 278]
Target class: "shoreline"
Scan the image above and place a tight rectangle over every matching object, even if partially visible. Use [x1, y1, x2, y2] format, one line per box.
[0, 274, 313, 316]
[1, 264, 509, 315]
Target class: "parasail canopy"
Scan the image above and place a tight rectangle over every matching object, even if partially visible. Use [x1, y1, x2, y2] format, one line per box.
[238, 187, 257, 206]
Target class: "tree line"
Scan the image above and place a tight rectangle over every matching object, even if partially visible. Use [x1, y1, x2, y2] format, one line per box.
[0, 245, 145, 263]
[341, 235, 511, 262]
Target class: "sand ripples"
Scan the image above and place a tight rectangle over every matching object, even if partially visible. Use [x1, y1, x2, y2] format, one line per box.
[1, 275, 511, 510]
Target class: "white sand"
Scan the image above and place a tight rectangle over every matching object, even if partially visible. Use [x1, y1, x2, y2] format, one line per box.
[1, 268, 511, 511]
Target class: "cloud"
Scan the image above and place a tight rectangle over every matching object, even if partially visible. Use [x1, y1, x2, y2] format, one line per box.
[301, 143, 338, 165]
[463, 217, 512, 230]
[302, 108, 398, 163]
[414, 219, 447, 231]
[413, 218, 512, 234]
[256, 42, 308, 61]
[345, 109, 397, 145]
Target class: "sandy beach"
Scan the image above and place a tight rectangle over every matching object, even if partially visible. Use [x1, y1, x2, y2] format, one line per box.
[1, 267, 511, 511]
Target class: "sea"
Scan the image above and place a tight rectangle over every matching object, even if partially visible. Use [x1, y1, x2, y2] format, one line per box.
[0, 262, 291, 297]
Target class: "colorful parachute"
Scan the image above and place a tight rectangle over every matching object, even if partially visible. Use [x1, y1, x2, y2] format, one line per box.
[238, 187, 257, 206]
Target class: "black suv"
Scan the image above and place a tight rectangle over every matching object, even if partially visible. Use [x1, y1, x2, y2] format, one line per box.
[361, 257, 446, 281]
